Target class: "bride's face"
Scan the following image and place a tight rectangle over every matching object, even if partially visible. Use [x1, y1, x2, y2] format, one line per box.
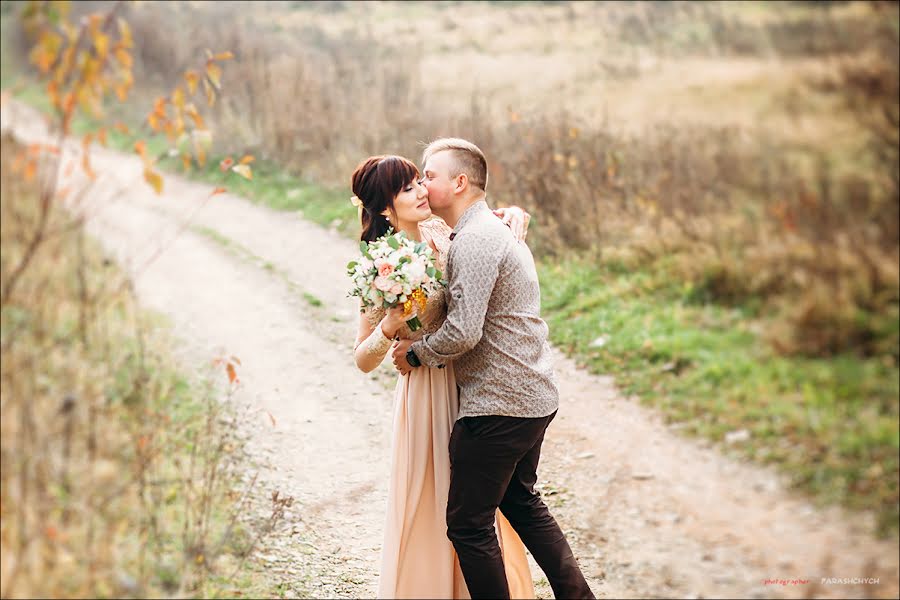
[386, 177, 431, 226]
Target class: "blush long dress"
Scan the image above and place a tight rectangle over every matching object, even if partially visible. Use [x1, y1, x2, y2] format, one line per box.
[364, 218, 535, 599]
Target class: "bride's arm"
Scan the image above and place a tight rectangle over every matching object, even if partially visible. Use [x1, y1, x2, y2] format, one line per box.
[353, 306, 408, 373]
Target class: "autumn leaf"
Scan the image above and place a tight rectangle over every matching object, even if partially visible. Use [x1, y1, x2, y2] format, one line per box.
[184, 70, 199, 95]
[231, 164, 252, 180]
[92, 32, 109, 59]
[185, 103, 204, 128]
[171, 87, 185, 109]
[81, 135, 95, 177]
[239, 154, 254, 165]
[151, 96, 167, 119]
[117, 18, 133, 49]
[115, 47, 132, 68]
[226, 362, 238, 384]
[210, 186, 227, 196]
[219, 156, 234, 172]
[213, 51, 234, 61]
[202, 77, 215, 106]
[143, 169, 163, 194]
[62, 91, 76, 116]
[134, 139, 147, 158]
[81, 152, 97, 179]
[30, 31, 63, 73]
[206, 62, 222, 88]
[24, 160, 37, 182]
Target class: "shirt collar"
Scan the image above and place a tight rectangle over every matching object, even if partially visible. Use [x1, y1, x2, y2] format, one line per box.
[450, 200, 489, 240]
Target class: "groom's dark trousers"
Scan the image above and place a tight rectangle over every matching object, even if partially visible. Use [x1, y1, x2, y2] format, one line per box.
[447, 410, 595, 599]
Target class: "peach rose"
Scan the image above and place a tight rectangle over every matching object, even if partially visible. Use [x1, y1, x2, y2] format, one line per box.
[374, 275, 394, 292]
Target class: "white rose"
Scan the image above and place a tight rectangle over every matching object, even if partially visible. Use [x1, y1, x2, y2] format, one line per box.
[405, 260, 426, 282]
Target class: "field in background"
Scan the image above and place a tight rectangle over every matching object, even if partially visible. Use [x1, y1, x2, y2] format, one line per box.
[1, 0, 896, 538]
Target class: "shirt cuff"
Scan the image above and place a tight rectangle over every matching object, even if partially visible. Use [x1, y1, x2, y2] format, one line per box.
[410, 337, 445, 369]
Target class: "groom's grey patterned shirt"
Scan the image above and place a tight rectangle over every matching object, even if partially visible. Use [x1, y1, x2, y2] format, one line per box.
[411, 201, 559, 420]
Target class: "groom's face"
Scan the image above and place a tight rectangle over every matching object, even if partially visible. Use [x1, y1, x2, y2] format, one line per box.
[421, 151, 456, 211]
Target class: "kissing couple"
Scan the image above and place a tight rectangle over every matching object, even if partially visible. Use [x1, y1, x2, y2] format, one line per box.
[351, 138, 595, 599]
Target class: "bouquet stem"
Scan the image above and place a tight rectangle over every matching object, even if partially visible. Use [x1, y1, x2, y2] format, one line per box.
[405, 315, 423, 331]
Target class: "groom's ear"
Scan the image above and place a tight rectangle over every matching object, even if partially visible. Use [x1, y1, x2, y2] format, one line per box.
[453, 173, 469, 194]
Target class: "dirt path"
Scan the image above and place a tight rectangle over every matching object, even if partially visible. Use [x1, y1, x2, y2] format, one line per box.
[3, 98, 897, 599]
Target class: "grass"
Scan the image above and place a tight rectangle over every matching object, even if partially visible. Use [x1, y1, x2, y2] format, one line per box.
[178, 125, 897, 537]
[2, 12, 896, 539]
[537, 256, 899, 536]
[0, 133, 280, 597]
[191, 138, 897, 538]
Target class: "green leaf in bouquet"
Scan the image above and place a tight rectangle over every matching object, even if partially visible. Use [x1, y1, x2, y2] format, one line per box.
[360, 241, 372, 259]
[387, 235, 401, 250]
[415, 242, 427, 254]
[426, 266, 436, 278]
[346, 260, 358, 270]
[434, 269, 443, 280]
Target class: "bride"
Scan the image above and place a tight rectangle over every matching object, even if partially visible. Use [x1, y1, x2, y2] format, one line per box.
[350, 155, 534, 599]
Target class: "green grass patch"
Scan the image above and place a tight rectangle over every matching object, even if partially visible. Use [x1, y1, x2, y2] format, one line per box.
[4, 53, 897, 539]
[302, 292, 324, 307]
[538, 255, 899, 538]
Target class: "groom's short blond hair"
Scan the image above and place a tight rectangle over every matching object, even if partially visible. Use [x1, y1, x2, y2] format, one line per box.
[422, 138, 488, 191]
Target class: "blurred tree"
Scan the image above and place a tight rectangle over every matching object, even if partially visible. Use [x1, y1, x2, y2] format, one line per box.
[2, 0, 253, 306]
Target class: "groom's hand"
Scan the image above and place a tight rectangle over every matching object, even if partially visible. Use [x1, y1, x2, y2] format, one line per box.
[391, 339, 415, 375]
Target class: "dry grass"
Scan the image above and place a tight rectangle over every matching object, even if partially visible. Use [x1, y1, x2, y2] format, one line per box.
[5, 0, 897, 360]
[0, 133, 275, 598]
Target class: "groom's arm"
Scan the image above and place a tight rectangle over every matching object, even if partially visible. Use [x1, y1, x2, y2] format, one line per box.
[410, 233, 502, 367]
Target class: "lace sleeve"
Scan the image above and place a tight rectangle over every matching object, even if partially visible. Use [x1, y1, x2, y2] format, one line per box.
[418, 218, 453, 265]
[354, 318, 393, 373]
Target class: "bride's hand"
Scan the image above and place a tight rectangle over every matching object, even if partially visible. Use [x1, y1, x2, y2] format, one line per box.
[493, 205, 531, 242]
[381, 305, 408, 339]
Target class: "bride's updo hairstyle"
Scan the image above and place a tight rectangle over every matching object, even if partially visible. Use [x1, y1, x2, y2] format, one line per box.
[351, 155, 420, 242]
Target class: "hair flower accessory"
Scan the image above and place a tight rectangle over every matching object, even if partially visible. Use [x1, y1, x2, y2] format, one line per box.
[350, 195, 364, 224]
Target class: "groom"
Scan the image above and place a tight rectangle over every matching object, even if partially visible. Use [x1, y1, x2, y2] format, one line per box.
[392, 138, 595, 599]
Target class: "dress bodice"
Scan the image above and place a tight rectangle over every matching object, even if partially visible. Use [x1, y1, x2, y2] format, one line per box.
[363, 218, 452, 340]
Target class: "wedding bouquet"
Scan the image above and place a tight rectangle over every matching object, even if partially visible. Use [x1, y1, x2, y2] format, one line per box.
[347, 230, 446, 331]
